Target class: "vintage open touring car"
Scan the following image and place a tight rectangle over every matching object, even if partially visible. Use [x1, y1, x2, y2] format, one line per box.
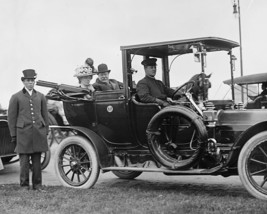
[38, 37, 267, 200]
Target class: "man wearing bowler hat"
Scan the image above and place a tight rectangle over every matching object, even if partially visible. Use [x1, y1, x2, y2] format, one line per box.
[93, 63, 123, 91]
[8, 69, 49, 191]
[137, 58, 176, 107]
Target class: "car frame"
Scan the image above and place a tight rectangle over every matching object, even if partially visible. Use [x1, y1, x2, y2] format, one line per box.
[38, 37, 267, 200]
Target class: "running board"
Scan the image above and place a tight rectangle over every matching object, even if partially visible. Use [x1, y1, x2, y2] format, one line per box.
[102, 164, 223, 175]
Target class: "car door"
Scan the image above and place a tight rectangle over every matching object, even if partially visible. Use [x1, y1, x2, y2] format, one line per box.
[94, 89, 135, 145]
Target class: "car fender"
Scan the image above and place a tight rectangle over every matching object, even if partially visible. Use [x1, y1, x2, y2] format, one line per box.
[50, 125, 112, 168]
[226, 121, 267, 167]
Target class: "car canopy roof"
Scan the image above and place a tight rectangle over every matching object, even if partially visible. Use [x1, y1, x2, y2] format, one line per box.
[223, 73, 267, 85]
[120, 37, 239, 57]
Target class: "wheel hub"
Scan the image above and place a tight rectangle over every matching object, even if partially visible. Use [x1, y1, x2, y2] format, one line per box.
[70, 158, 81, 171]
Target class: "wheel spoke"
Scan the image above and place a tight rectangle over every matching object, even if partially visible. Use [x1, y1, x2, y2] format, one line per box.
[79, 152, 87, 160]
[250, 168, 267, 176]
[250, 158, 267, 165]
[61, 163, 71, 167]
[259, 146, 267, 159]
[71, 145, 77, 159]
[65, 148, 73, 156]
[65, 168, 72, 176]
[80, 160, 91, 165]
[62, 156, 72, 162]
[260, 176, 267, 187]
[77, 172, 80, 183]
[71, 171, 75, 181]
[78, 169, 87, 180]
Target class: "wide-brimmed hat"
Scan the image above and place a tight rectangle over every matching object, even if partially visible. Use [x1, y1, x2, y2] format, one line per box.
[141, 58, 157, 66]
[97, 63, 111, 74]
[74, 65, 95, 77]
[21, 69, 37, 81]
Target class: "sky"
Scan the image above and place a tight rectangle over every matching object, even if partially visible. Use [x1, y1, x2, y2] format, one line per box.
[1, 0, 266, 108]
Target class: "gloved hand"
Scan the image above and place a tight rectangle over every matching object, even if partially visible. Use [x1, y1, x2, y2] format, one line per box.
[156, 99, 170, 107]
[11, 136, 17, 144]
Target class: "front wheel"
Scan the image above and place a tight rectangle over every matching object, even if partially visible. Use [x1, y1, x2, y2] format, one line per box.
[238, 131, 267, 200]
[112, 171, 142, 179]
[54, 136, 100, 188]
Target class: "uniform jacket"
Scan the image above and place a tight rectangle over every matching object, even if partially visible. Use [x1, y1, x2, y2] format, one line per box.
[136, 75, 175, 103]
[8, 88, 49, 154]
[93, 78, 123, 91]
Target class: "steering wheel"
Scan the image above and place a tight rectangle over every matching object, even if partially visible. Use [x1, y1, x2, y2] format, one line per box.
[172, 81, 195, 100]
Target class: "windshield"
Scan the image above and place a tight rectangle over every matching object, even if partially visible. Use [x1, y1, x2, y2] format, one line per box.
[131, 50, 233, 102]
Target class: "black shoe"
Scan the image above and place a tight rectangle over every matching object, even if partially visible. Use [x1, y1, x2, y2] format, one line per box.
[21, 186, 30, 191]
[33, 185, 46, 192]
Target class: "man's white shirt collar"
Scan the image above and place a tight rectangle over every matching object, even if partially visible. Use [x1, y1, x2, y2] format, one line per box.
[25, 87, 33, 96]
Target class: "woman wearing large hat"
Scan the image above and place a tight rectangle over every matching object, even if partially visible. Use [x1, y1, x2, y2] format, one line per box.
[74, 60, 96, 99]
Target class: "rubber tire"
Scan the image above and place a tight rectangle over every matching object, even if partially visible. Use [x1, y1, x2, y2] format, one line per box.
[238, 131, 267, 200]
[29, 148, 51, 171]
[112, 171, 142, 179]
[147, 106, 207, 170]
[41, 149, 51, 170]
[47, 112, 58, 147]
[54, 136, 100, 189]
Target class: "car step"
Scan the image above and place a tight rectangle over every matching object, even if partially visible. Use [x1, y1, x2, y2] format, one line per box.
[102, 164, 223, 175]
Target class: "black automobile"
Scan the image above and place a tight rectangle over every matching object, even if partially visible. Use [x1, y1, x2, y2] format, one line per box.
[38, 37, 267, 200]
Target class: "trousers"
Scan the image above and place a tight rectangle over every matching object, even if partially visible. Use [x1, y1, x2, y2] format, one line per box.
[19, 153, 42, 188]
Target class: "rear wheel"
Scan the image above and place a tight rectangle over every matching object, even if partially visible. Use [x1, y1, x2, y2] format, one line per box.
[41, 149, 51, 170]
[112, 171, 142, 179]
[54, 136, 100, 188]
[47, 112, 58, 146]
[29, 149, 51, 171]
[238, 131, 267, 200]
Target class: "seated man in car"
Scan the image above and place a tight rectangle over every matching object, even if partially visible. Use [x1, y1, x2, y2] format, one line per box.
[260, 82, 267, 96]
[136, 58, 176, 107]
[93, 63, 123, 91]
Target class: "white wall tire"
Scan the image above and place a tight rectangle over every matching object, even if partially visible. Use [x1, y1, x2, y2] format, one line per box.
[112, 171, 142, 179]
[54, 136, 100, 189]
[41, 149, 51, 170]
[238, 131, 267, 200]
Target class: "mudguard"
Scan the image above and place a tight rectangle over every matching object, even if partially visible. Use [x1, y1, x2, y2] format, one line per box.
[50, 125, 112, 168]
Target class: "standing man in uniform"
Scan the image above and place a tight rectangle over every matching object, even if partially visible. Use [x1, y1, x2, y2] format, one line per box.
[8, 69, 49, 191]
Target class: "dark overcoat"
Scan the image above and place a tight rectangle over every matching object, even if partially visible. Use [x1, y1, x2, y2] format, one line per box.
[93, 78, 123, 91]
[136, 76, 175, 103]
[8, 88, 49, 154]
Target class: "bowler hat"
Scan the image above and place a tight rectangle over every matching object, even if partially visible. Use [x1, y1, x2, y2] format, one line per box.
[97, 63, 111, 74]
[21, 69, 37, 81]
[141, 58, 157, 66]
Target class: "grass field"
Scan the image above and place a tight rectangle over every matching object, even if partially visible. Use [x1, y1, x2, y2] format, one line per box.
[1, 179, 267, 214]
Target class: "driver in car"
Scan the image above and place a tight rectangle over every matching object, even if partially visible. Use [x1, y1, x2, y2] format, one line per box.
[136, 58, 176, 107]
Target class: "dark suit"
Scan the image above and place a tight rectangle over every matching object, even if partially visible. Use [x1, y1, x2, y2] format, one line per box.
[8, 88, 49, 188]
[136, 75, 175, 103]
[93, 78, 123, 91]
